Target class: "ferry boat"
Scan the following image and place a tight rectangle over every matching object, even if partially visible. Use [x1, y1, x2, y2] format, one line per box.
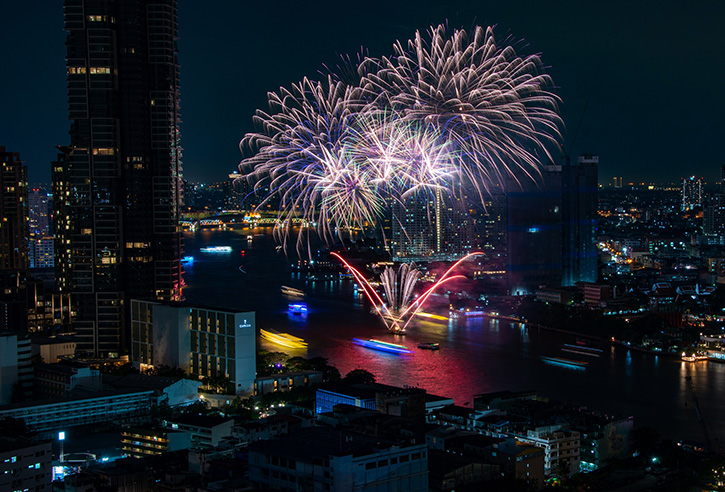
[681, 352, 708, 362]
[200, 246, 232, 253]
[260, 329, 307, 349]
[281, 285, 305, 297]
[418, 342, 440, 350]
[352, 338, 413, 354]
[540, 356, 588, 368]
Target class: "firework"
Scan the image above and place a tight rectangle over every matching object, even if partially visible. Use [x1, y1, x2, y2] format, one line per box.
[240, 77, 380, 253]
[240, 25, 562, 252]
[380, 263, 420, 317]
[361, 24, 562, 198]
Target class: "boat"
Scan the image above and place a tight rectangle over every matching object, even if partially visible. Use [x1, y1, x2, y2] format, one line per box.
[260, 329, 307, 349]
[681, 352, 708, 362]
[418, 342, 440, 350]
[281, 285, 305, 297]
[200, 246, 232, 253]
[540, 356, 588, 368]
[352, 338, 413, 354]
[562, 343, 603, 358]
[288, 302, 308, 315]
[415, 312, 449, 322]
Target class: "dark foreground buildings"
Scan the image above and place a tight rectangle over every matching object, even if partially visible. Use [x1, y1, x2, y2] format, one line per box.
[56, 0, 184, 356]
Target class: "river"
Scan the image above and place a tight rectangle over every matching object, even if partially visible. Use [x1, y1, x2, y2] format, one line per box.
[182, 227, 725, 444]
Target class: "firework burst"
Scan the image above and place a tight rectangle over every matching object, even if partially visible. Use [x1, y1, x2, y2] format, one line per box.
[240, 25, 562, 253]
[361, 24, 562, 197]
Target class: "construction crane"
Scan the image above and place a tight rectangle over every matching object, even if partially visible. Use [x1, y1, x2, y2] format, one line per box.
[684, 375, 713, 454]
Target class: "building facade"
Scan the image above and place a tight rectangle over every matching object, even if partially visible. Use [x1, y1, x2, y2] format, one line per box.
[561, 156, 598, 286]
[506, 165, 563, 295]
[130, 300, 256, 395]
[57, 0, 184, 356]
[0, 147, 29, 333]
[0, 438, 52, 492]
[0, 333, 32, 404]
[248, 427, 428, 492]
[682, 175, 703, 211]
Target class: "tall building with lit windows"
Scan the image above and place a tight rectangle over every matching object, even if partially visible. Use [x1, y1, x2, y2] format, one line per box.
[57, 0, 183, 356]
[391, 191, 475, 262]
[681, 176, 703, 211]
[0, 147, 29, 332]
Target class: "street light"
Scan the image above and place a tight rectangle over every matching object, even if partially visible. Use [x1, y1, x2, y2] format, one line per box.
[58, 431, 65, 463]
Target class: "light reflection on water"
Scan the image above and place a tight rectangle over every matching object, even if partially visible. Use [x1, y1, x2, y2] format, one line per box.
[183, 228, 725, 443]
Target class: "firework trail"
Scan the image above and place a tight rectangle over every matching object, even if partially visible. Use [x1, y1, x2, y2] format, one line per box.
[380, 263, 421, 317]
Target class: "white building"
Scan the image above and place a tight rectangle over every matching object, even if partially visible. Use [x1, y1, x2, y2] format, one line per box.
[515, 426, 580, 476]
[130, 300, 256, 395]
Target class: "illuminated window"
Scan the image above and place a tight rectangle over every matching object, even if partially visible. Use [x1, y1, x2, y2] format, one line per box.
[92, 148, 115, 155]
[89, 67, 111, 75]
[68, 67, 87, 75]
[81, 228, 92, 235]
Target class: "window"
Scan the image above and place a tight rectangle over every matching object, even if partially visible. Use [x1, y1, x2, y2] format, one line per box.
[365, 462, 376, 470]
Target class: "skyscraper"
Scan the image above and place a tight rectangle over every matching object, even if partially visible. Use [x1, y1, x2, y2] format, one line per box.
[506, 165, 563, 295]
[57, 0, 183, 356]
[681, 176, 703, 211]
[0, 147, 29, 332]
[561, 155, 598, 286]
[390, 191, 475, 262]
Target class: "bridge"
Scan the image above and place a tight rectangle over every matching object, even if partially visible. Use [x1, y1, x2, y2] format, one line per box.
[180, 211, 310, 231]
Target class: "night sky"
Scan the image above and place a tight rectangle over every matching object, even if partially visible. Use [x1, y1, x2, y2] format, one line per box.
[1, 1, 723, 186]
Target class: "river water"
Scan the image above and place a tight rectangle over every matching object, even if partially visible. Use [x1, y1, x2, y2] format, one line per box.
[182, 228, 725, 443]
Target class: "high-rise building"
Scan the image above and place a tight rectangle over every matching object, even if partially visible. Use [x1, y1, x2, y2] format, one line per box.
[0, 147, 29, 332]
[57, 1, 184, 356]
[28, 187, 51, 238]
[561, 156, 598, 286]
[506, 165, 563, 295]
[391, 191, 475, 261]
[681, 176, 703, 211]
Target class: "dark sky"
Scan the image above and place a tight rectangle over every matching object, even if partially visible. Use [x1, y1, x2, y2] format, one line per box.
[1, 1, 723, 186]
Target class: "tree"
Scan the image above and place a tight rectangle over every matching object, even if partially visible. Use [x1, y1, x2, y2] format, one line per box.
[202, 375, 230, 394]
[257, 351, 290, 375]
[343, 369, 376, 385]
[153, 365, 188, 379]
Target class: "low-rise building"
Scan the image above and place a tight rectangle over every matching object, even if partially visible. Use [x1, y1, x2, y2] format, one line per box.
[121, 425, 191, 458]
[248, 427, 428, 491]
[0, 437, 52, 492]
[516, 427, 580, 477]
[34, 362, 101, 399]
[165, 415, 234, 448]
[31, 336, 76, 363]
[254, 370, 322, 396]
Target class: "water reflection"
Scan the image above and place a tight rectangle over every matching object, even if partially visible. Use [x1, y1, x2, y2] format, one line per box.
[183, 229, 725, 443]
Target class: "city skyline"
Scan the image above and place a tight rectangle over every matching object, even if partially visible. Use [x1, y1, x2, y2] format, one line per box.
[1, 2, 724, 186]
